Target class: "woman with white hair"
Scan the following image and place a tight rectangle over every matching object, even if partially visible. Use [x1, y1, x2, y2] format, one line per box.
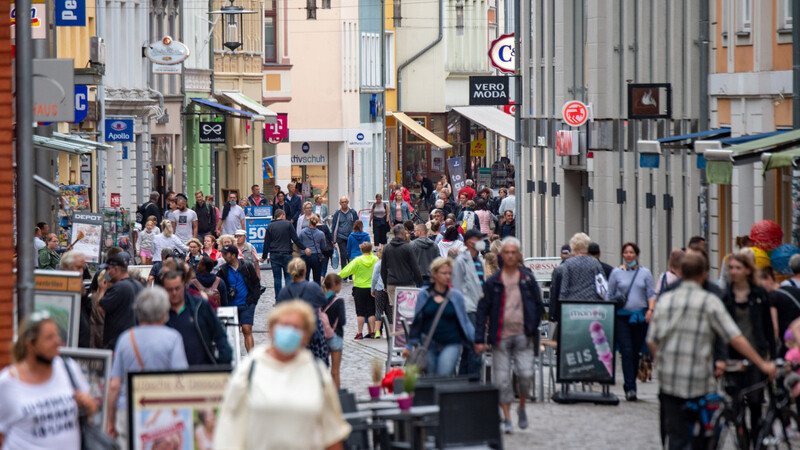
[214, 300, 351, 449]
[557, 232, 607, 302]
[105, 287, 188, 446]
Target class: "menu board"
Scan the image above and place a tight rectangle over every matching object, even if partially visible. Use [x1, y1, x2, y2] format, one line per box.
[128, 369, 231, 450]
[557, 301, 617, 383]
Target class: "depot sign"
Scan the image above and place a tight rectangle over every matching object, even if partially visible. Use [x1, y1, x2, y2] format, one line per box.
[469, 76, 509, 106]
[488, 34, 514, 73]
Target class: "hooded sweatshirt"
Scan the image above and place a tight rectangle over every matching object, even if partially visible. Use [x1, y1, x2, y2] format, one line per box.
[339, 253, 379, 288]
[381, 237, 423, 286]
[438, 239, 465, 258]
[409, 236, 440, 278]
[346, 231, 371, 259]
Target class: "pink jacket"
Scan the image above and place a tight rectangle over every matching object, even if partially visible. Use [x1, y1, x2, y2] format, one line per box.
[475, 210, 493, 235]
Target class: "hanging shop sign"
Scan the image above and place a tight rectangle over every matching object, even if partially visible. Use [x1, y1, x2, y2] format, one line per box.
[291, 142, 327, 165]
[628, 83, 672, 119]
[488, 34, 515, 73]
[55, 0, 86, 26]
[556, 130, 579, 156]
[145, 36, 190, 65]
[470, 139, 487, 157]
[105, 118, 134, 142]
[73, 85, 88, 123]
[33, 58, 75, 122]
[11, 2, 47, 40]
[264, 113, 288, 144]
[447, 157, 467, 194]
[262, 156, 275, 179]
[561, 100, 589, 127]
[347, 129, 373, 148]
[199, 121, 226, 144]
[469, 76, 510, 106]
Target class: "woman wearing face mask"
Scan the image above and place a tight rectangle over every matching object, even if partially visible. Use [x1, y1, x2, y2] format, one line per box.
[0, 313, 97, 449]
[214, 300, 351, 450]
[276, 258, 331, 365]
[606, 242, 656, 402]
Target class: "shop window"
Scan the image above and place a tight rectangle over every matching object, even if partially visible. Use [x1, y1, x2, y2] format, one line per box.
[394, 0, 402, 28]
[264, 0, 277, 63]
[307, 0, 317, 20]
[740, 0, 751, 32]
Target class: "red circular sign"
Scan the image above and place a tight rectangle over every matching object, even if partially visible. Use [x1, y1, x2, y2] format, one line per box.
[561, 101, 589, 127]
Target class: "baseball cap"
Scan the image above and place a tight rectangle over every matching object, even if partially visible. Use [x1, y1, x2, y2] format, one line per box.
[560, 244, 571, 255]
[220, 244, 239, 255]
[234, 229, 247, 236]
[106, 254, 129, 269]
[588, 242, 601, 256]
[464, 229, 487, 241]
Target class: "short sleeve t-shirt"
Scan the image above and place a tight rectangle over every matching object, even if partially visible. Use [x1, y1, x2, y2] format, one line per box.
[501, 270, 524, 339]
[0, 357, 89, 450]
[99, 277, 144, 350]
[227, 267, 248, 306]
[222, 205, 246, 235]
[172, 209, 198, 243]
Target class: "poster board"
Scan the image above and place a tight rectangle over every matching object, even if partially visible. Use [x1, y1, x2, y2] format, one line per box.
[392, 287, 421, 350]
[523, 257, 561, 282]
[34, 270, 83, 347]
[556, 301, 617, 384]
[358, 209, 371, 234]
[217, 306, 242, 367]
[128, 369, 231, 450]
[61, 348, 113, 432]
[71, 212, 104, 264]
[446, 157, 466, 196]
[245, 218, 271, 255]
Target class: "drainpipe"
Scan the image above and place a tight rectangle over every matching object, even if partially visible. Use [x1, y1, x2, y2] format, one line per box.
[396, 0, 443, 111]
[699, 0, 710, 243]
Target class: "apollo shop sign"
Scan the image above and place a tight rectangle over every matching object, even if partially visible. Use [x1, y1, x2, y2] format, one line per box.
[105, 119, 134, 142]
[488, 34, 515, 74]
[469, 76, 509, 106]
[199, 121, 226, 144]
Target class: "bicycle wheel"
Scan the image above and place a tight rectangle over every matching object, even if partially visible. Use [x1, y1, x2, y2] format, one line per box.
[755, 411, 800, 449]
[714, 415, 746, 450]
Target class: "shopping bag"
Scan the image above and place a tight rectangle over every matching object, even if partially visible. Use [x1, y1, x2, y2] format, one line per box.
[331, 247, 340, 270]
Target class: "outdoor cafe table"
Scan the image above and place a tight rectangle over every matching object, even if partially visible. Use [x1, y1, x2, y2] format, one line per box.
[342, 405, 440, 450]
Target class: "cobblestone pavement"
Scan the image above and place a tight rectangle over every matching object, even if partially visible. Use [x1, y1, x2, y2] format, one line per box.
[248, 269, 661, 449]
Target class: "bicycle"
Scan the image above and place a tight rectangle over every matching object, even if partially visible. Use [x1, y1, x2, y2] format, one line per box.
[706, 360, 762, 450]
[753, 359, 800, 449]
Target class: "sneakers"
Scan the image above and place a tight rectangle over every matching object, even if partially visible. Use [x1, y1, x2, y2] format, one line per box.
[625, 390, 637, 401]
[364, 333, 374, 339]
[354, 333, 363, 340]
[373, 331, 382, 339]
[517, 407, 528, 430]
[502, 419, 513, 434]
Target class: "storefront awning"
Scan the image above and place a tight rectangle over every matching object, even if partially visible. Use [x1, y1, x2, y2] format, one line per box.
[762, 147, 800, 172]
[391, 112, 452, 149]
[191, 98, 256, 119]
[719, 130, 790, 146]
[656, 128, 731, 144]
[33, 134, 110, 155]
[216, 91, 277, 122]
[451, 106, 515, 141]
[705, 129, 800, 184]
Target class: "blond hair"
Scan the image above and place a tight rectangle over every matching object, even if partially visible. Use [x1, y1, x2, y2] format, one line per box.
[161, 220, 174, 238]
[288, 257, 307, 280]
[186, 238, 202, 249]
[360, 241, 373, 254]
[569, 232, 592, 254]
[429, 257, 454, 275]
[218, 234, 235, 248]
[268, 300, 317, 340]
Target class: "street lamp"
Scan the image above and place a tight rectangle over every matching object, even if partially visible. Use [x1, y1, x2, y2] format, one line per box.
[210, 0, 257, 52]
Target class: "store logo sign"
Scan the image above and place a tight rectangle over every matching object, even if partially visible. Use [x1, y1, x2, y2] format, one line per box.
[199, 121, 226, 143]
[105, 118, 133, 142]
[347, 129, 372, 148]
[56, 0, 86, 26]
[488, 34, 515, 73]
[291, 142, 327, 165]
[469, 76, 509, 106]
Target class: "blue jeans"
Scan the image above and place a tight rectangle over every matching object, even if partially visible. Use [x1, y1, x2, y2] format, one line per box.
[321, 255, 330, 278]
[302, 254, 322, 285]
[615, 314, 648, 393]
[458, 312, 482, 376]
[270, 253, 292, 297]
[426, 343, 462, 376]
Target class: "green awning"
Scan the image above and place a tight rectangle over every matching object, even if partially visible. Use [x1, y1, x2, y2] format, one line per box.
[705, 128, 800, 184]
[33, 134, 111, 155]
[762, 147, 800, 173]
[706, 160, 733, 184]
[731, 128, 800, 161]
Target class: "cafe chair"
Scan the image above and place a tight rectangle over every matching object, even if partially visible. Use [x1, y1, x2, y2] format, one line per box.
[435, 384, 502, 449]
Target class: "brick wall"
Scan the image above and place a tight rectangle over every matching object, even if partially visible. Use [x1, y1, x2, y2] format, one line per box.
[0, 1, 16, 367]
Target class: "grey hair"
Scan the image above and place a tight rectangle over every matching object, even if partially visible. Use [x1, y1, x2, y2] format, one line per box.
[59, 250, 84, 270]
[501, 236, 521, 252]
[393, 223, 406, 237]
[435, 200, 444, 209]
[790, 254, 800, 275]
[569, 232, 592, 254]
[134, 286, 170, 324]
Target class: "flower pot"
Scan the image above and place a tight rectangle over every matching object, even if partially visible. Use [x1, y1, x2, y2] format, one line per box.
[368, 385, 381, 399]
[397, 396, 413, 411]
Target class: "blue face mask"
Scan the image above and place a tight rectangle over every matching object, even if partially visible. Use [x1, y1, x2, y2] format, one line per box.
[273, 325, 303, 355]
[625, 260, 637, 268]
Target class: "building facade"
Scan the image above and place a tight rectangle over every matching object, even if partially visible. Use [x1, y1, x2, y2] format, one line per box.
[0, 0, 15, 367]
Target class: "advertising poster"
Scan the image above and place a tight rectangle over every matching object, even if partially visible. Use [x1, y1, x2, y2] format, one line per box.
[71, 212, 104, 263]
[60, 348, 112, 431]
[392, 287, 420, 350]
[262, 156, 275, 179]
[245, 218, 271, 255]
[446, 157, 466, 195]
[557, 301, 616, 383]
[128, 370, 231, 450]
[358, 209, 371, 234]
[33, 270, 83, 347]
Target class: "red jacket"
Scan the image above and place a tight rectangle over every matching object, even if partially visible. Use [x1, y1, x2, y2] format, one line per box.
[389, 187, 413, 212]
[458, 186, 476, 200]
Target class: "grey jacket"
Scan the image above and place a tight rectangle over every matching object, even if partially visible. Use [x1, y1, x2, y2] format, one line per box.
[452, 249, 484, 313]
[409, 236, 440, 278]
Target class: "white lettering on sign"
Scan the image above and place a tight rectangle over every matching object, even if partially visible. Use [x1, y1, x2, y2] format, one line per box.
[61, 0, 79, 21]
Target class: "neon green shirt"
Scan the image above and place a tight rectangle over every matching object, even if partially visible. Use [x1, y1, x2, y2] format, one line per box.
[339, 254, 379, 288]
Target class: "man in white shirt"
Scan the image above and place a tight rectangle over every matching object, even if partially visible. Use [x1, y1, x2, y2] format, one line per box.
[33, 226, 46, 268]
[218, 192, 246, 236]
[170, 193, 198, 243]
[499, 186, 516, 216]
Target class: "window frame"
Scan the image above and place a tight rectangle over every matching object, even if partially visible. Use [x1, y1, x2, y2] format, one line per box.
[384, 31, 395, 89]
[741, 0, 751, 31]
[264, 0, 277, 63]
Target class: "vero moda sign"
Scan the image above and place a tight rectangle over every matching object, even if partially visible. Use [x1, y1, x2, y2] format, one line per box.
[105, 119, 134, 142]
[469, 76, 509, 106]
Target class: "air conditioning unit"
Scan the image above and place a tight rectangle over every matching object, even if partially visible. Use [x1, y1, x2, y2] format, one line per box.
[90, 36, 106, 67]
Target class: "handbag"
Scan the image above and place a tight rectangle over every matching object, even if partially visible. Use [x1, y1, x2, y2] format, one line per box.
[63, 358, 121, 450]
[407, 291, 451, 374]
[609, 268, 640, 307]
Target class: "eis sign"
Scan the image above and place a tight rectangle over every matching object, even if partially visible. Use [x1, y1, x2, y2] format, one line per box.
[105, 119, 134, 142]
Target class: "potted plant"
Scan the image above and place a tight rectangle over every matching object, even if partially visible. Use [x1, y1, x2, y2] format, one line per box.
[369, 358, 383, 399]
[397, 365, 418, 411]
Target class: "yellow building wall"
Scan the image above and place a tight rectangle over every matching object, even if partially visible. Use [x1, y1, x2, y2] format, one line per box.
[56, 0, 97, 67]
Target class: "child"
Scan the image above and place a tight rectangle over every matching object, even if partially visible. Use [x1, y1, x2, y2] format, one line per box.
[323, 273, 347, 388]
[783, 328, 800, 398]
[371, 247, 391, 339]
[137, 218, 158, 264]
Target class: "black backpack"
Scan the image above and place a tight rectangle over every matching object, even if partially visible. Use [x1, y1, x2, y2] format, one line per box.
[136, 202, 152, 225]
